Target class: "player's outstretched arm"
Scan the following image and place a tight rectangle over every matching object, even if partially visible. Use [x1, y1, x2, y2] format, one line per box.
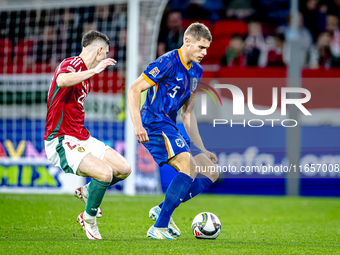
[127, 75, 152, 143]
[182, 97, 218, 164]
[56, 58, 116, 88]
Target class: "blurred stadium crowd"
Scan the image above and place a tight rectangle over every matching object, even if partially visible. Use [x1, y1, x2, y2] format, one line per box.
[0, 5, 127, 73]
[0, 0, 340, 74]
[160, 0, 340, 69]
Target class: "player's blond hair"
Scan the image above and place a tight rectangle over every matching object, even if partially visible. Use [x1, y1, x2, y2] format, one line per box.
[184, 23, 212, 42]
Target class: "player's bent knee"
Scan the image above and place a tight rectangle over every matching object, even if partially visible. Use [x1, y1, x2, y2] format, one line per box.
[201, 165, 219, 182]
[210, 171, 219, 182]
[120, 164, 131, 179]
[98, 166, 113, 183]
[113, 163, 131, 180]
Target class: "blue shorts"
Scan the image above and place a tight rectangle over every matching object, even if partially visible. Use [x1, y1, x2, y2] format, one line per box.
[143, 123, 204, 166]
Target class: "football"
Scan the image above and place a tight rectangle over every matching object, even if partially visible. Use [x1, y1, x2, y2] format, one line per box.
[191, 212, 221, 239]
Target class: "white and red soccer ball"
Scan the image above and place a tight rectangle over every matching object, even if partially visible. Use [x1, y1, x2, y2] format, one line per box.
[191, 212, 221, 239]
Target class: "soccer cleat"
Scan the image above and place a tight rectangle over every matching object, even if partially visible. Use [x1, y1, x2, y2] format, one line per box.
[75, 186, 102, 218]
[146, 225, 174, 240]
[77, 213, 102, 240]
[149, 205, 181, 237]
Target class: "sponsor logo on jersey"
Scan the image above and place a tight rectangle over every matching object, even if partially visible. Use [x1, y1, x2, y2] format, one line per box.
[67, 66, 76, 73]
[78, 147, 85, 152]
[175, 139, 185, 148]
[149, 67, 160, 77]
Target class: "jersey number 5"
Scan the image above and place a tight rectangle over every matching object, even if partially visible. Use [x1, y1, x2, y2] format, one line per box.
[169, 86, 180, 98]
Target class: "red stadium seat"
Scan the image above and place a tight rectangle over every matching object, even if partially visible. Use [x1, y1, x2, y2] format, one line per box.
[34, 63, 53, 73]
[15, 39, 34, 56]
[201, 70, 217, 78]
[199, 68, 218, 89]
[217, 67, 287, 78]
[14, 39, 35, 66]
[0, 39, 13, 54]
[0, 64, 14, 74]
[213, 20, 247, 39]
[90, 71, 124, 94]
[202, 37, 231, 64]
[0, 39, 13, 66]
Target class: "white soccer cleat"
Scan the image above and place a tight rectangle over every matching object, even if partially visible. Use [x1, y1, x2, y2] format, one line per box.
[77, 213, 102, 240]
[75, 186, 102, 218]
[149, 205, 181, 237]
[146, 225, 174, 240]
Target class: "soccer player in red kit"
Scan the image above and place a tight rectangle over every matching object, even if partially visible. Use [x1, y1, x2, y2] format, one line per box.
[44, 31, 131, 240]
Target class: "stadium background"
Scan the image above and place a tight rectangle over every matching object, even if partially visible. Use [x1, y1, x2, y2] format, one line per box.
[0, 0, 340, 197]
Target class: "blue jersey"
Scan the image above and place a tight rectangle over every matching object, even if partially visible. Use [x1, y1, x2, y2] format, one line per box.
[141, 49, 203, 128]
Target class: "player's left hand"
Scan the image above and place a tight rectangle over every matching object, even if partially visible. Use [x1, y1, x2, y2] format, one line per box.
[205, 150, 218, 164]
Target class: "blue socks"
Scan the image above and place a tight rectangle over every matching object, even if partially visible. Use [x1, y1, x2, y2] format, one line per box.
[183, 174, 213, 202]
[158, 174, 213, 209]
[154, 172, 193, 228]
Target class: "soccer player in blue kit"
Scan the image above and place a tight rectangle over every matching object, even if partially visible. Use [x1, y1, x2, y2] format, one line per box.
[128, 23, 219, 239]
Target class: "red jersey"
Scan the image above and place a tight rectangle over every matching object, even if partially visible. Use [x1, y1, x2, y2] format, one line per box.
[44, 56, 92, 141]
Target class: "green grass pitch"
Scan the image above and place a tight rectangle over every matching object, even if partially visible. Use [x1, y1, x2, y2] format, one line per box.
[0, 194, 339, 254]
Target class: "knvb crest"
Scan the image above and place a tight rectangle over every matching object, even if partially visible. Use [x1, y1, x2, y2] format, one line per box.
[175, 139, 185, 148]
[192, 78, 198, 92]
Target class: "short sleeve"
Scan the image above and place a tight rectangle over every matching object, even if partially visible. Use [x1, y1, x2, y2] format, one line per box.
[56, 57, 83, 77]
[142, 56, 174, 86]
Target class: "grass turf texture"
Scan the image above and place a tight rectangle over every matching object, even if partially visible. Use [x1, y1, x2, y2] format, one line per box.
[0, 194, 339, 254]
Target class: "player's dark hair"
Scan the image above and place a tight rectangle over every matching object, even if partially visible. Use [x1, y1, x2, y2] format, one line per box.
[81, 30, 110, 48]
[184, 23, 212, 42]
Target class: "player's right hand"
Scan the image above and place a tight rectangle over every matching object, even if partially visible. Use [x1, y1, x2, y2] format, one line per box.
[94, 58, 116, 74]
[134, 125, 149, 144]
